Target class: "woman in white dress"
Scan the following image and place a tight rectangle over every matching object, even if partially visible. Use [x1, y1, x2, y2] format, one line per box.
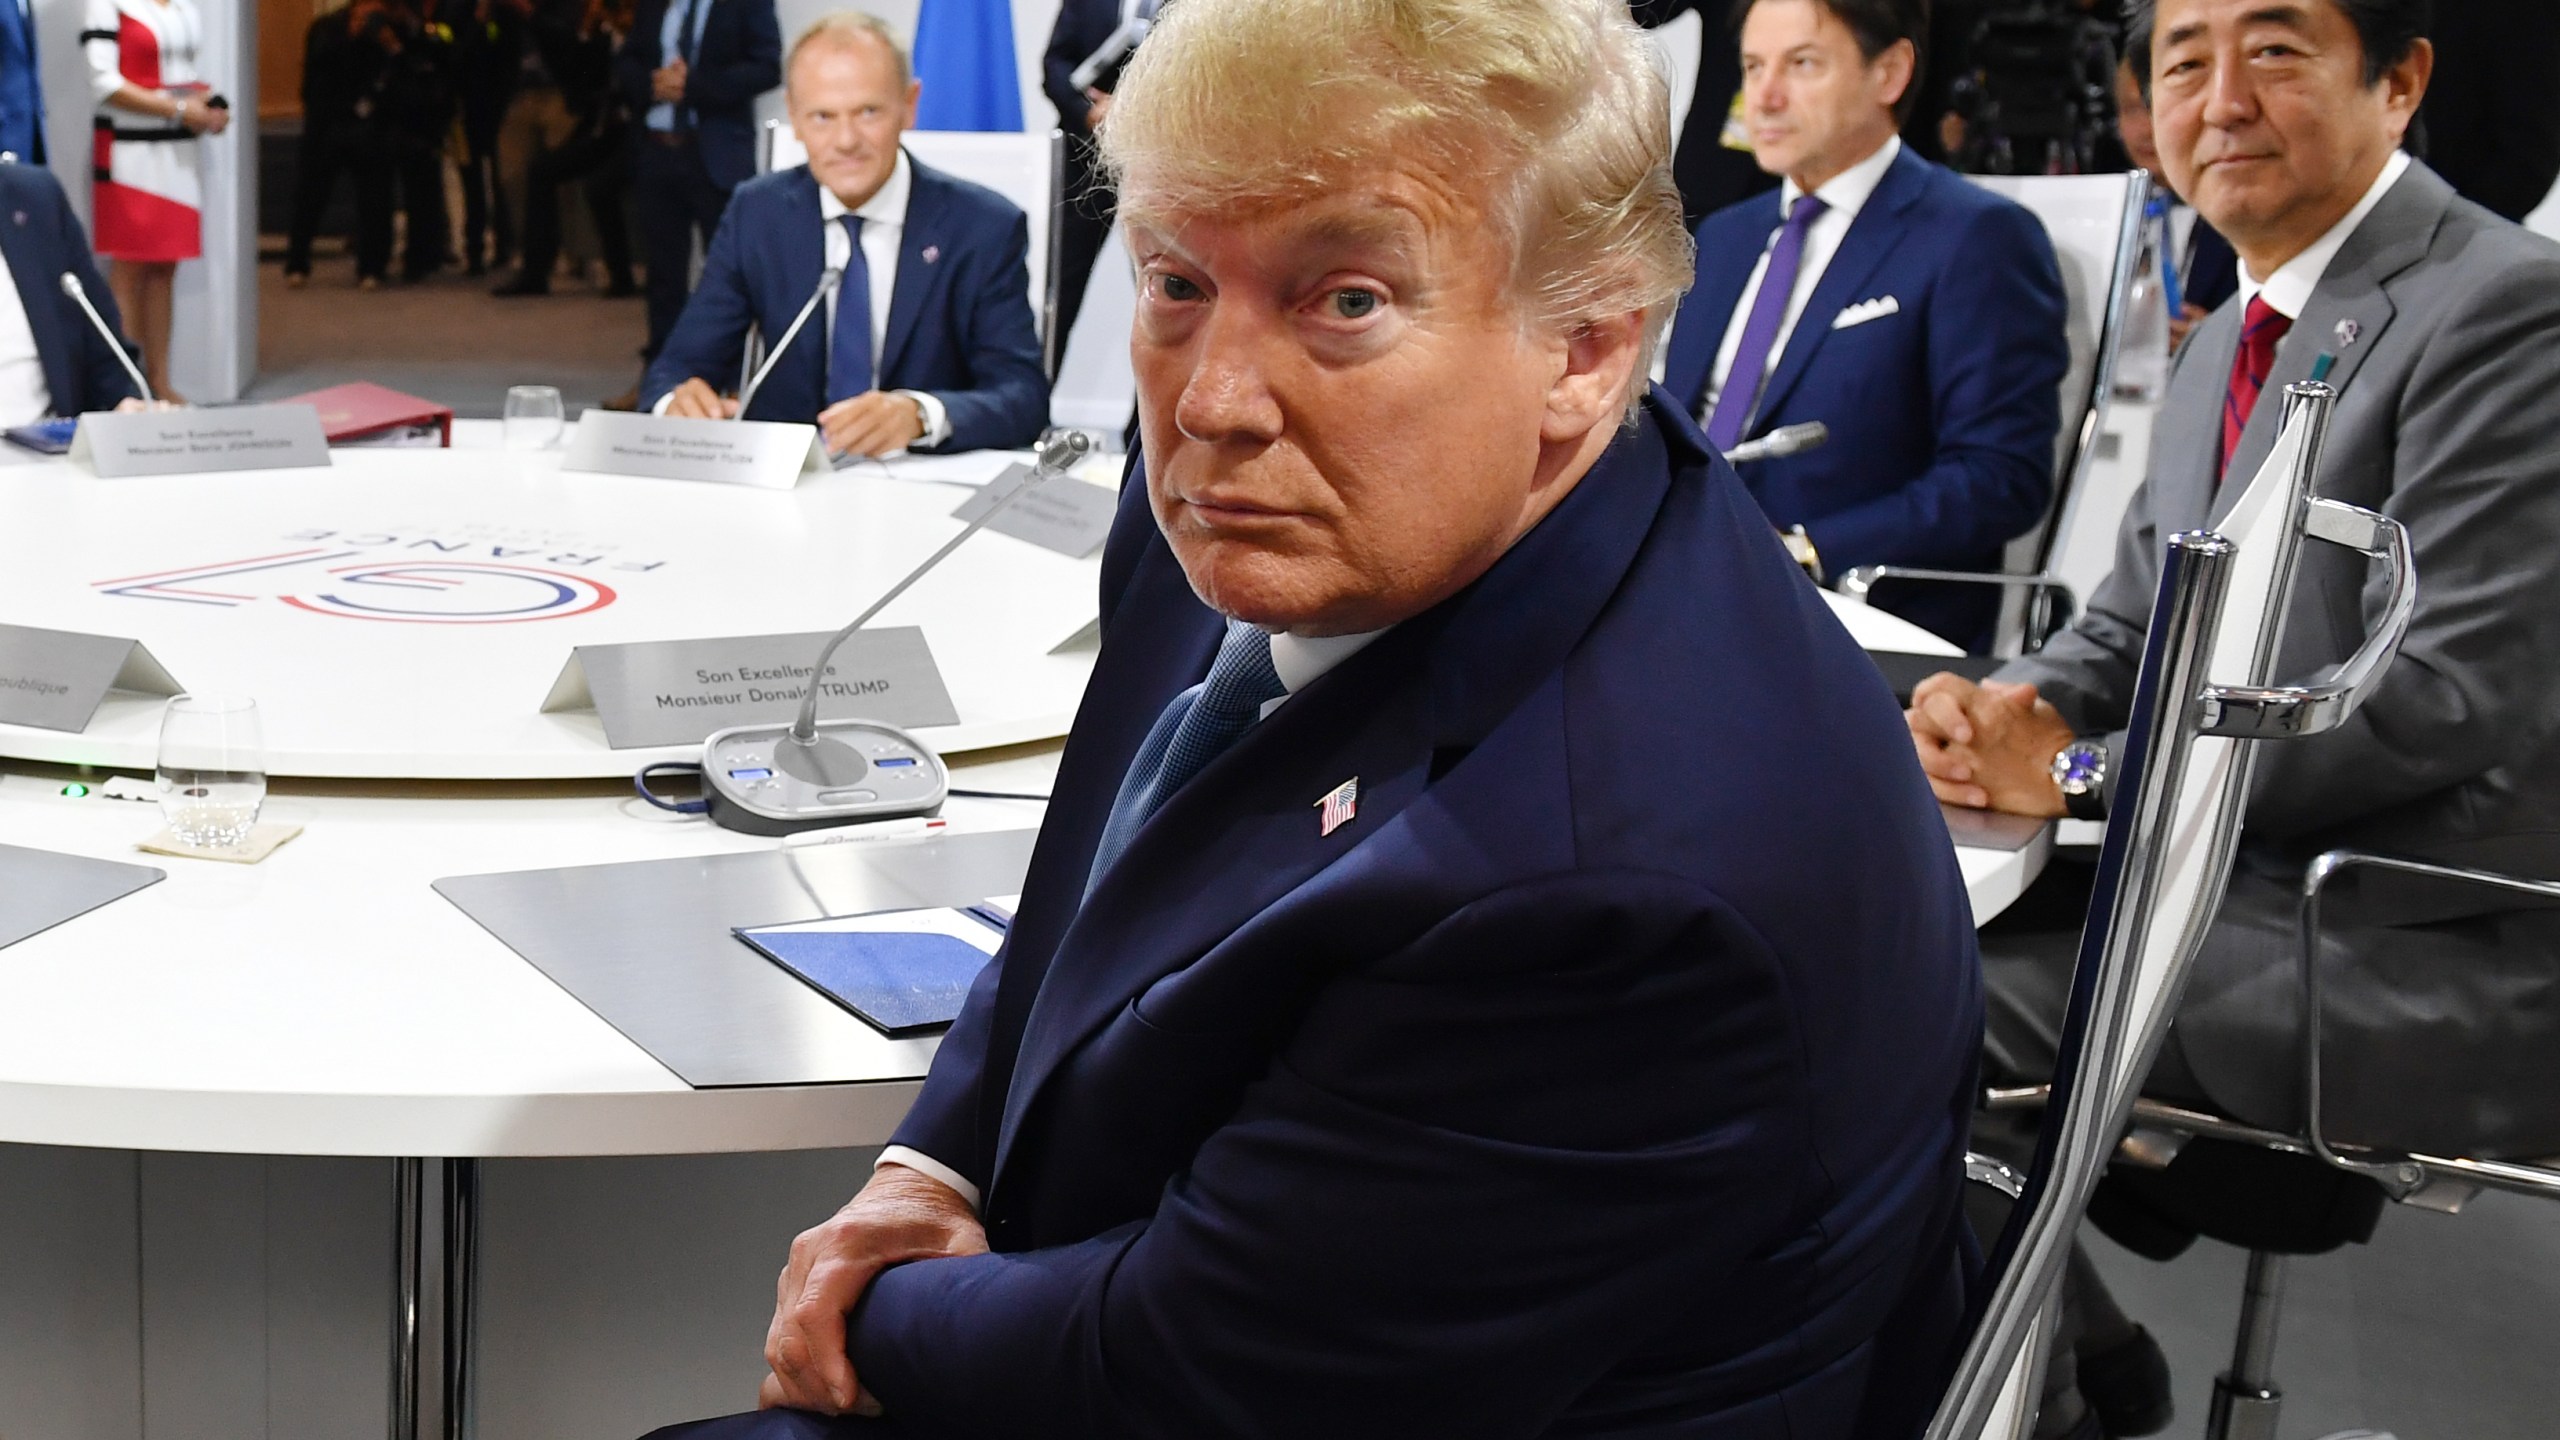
[84, 0, 226, 401]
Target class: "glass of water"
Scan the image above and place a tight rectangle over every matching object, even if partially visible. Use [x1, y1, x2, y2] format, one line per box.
[157, 694, 265, 850]
[503, 385, 566, 451]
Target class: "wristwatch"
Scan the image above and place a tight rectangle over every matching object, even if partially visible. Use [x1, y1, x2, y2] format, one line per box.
[2049, 739, 2108, 822]
[1780, 525, 1823, 583]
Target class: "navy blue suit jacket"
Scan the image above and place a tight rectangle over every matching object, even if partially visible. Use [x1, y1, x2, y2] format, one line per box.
[0, 166, 139, 415]
[1664, 146, 2068, 650]
[613, 0, 779, 190]
[662, 395, 1985, 1438]
[639, 160, 1048, 453]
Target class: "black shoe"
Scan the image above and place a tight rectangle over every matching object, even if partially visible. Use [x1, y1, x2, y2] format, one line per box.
[490, 274, 550, 297]
[2079, 1326, 2174, 1437]
[600, 277, 641, 298]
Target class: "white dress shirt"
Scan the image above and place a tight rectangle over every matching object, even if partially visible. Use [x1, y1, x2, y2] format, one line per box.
[1698, 134, 1903, 418]
[2236, 149, 2411, 322]
[0, 244, 54, 426]
[876, 624, 1388, 1210]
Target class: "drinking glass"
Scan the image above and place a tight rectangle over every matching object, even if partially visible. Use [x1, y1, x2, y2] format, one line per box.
[503, 385, 567, 451]
[157, 694, 265, 850]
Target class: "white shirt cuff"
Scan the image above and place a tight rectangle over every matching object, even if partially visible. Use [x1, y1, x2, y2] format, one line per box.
[875, 1145, 981, 1211]
[897, 390, 952, 448]
[649, 390, 674, 417]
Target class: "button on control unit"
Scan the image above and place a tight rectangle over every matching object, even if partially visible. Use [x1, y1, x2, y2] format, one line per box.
[699, 720, 947, 835]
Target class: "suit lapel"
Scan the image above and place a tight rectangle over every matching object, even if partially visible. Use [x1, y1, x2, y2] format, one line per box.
[986, 405, 1691, 1194]
[1665, 194, 1780, 408]
[0, 192, 71, 410]
[878, 153, 943, 382]
[1748, 147, 1929, 432]
[2212, 164, 2448, 521]
[773, 170, 828, 402]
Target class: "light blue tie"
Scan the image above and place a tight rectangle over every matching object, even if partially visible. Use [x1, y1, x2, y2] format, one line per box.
[1087, 620, 1286, 893]
[827, 215, 875, 403]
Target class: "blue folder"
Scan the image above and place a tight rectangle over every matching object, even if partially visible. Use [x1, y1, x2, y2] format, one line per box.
[734, 910, 1005, 1036]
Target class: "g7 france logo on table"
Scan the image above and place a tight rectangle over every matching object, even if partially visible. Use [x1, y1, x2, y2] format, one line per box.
[93, 529, 665, 624]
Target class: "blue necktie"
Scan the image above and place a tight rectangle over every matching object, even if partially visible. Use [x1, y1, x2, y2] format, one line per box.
[1087, 621, 1286, 892]
[1704, 193, 1827, 454]
[827, 215, 875, 403]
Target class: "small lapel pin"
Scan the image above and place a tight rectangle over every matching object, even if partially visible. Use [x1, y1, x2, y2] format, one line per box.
[10, 211, 23, 227]
[2334, 318, 2361, 348]
[921, 244, 941, 264]
[1316, 776, 1359, 837]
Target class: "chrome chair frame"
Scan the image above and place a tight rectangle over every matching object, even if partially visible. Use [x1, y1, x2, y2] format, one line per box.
[1931, 384, 2416, 1440]
[1842, 172, 2153, 657]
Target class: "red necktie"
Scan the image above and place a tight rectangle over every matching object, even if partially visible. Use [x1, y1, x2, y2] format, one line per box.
[2222, 296, 2293, 479]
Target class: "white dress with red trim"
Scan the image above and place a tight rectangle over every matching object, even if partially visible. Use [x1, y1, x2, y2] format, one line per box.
[84, 0, 203, 262]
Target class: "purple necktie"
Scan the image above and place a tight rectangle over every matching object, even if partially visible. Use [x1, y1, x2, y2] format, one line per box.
[1705, 194, 1829, 455]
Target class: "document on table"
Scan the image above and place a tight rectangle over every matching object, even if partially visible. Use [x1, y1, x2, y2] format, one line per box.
[736, 904, 1011, 1037]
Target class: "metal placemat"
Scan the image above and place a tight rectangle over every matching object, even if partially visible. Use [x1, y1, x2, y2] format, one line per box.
[0, 843, 164, 950]
[433, 829, 1037, 1089]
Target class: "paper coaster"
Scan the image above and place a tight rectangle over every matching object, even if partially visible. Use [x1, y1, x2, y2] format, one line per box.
[138, 822, 305, 864]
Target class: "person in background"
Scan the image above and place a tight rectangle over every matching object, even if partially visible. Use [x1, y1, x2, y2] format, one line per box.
[643, 14, 1045, 457]
[2115, 47, 2235, 350]
[0, 0, 45, 166]
[284, 0, 404, 290]
[615, 0, 779, 410]
[446, 0, 525, 277]
[1662, 0, 2069, 653]
[1631, 0, 1781, 227]
[2416, 0, 2560, 223]
[1914, 0, 2560, 1432]
[1040, 0, 1145, 368]
[379, 0, 456, 283]
[0, 161, 149, 421]
[84, 0, 225, 402]
[491, 0, 637, 297]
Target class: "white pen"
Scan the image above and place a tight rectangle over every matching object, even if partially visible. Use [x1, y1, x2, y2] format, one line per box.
[780, 816, 949, 848]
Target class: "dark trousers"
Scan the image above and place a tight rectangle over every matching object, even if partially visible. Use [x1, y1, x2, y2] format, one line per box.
[635, 134, 734, 362]
[285, 121, 394, 280]
[519, 124, 633, 287]
[1050, 136, 1116, 365]
[457, 96, 513, 269]
[394, 141, 449, 280]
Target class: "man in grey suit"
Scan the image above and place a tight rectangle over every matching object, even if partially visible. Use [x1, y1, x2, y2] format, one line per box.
[1912, 0, 2560, 1161]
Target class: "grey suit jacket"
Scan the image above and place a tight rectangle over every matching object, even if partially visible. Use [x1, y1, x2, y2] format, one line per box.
[1998, 160, 2560, 1157]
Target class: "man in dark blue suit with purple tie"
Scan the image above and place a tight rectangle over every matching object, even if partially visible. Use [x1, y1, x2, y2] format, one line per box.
[642, 1, 1981, 1435]
[1663, 0, 2068, 652]
[642, 15, 1045, 457]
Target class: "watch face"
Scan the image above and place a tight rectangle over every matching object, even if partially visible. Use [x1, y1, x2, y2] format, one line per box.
[2057, 746, 2102, 790]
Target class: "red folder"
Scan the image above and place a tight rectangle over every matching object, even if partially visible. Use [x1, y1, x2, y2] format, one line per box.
[281, 381, 454, 447]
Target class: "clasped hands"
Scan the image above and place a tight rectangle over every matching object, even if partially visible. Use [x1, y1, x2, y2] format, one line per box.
[759, 1162, 985, 1418]
[1906, 672, 2078, 819]
[663, 377, 926, 457]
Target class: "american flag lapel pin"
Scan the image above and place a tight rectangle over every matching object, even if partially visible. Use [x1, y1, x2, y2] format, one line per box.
[1316, 777, 1359, 837]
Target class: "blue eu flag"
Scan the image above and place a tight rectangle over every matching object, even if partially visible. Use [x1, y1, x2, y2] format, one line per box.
[912, 0, 1024, 132]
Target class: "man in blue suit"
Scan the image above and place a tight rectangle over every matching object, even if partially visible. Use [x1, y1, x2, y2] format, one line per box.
[642, 15, 1045, 457]
[617, 0, 778, 380]
[642, 2, 1979, 1437]
[1663, 0, 2068, 652]
[0, 162, 144, 422]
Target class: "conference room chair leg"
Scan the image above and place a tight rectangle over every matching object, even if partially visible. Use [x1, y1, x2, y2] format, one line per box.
[391, 1156, 426, 1440]
[2207, 1250, 2288, 1440]
[443, 1157, 481, 1440]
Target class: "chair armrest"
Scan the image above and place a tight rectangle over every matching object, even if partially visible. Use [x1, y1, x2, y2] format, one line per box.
[1837, 568, 2079, 653]
[2198, 499, 2414, 739]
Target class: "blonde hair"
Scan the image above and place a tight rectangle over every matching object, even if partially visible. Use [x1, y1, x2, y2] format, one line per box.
[787, 11, 910, 93]
[1101, 0, 1693, 415]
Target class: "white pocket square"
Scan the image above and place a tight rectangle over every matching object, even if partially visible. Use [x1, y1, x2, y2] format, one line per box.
[1832, 296, 1901, 330]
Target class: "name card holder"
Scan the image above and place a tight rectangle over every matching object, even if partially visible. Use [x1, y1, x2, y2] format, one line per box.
[561, 412, 827, 491]
[73, 404, 333, 477]
[952, 461, 1120, 559]
[542, 629, 961, 750]
[0, 623, 183, 732]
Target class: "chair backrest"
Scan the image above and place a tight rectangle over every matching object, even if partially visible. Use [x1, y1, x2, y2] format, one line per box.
[1927, 383, 2417, 1440]
[761, 121, 1064, 366]
[1965, 171, 2149, 654]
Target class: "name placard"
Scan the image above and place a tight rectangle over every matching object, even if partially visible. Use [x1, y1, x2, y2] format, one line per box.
[542, 628, 961, 749]
[952, 462, 1120, 559]
[73, 404, 333, 477]
[0, 623, 183, 732]
[561, 412, 826, 491]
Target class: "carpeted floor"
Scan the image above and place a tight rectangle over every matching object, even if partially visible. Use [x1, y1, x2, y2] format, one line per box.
[246, 252, 648, 419]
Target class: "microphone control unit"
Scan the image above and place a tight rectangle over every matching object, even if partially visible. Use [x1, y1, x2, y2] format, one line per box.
[700, 719, 948, 836]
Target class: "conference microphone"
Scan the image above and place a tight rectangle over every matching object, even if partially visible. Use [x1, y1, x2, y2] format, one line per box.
[1723, 422, 1828, 465]
[59, 273, 154, 406]
[732, 266, 842, 419]
[698, 428, 1096, 835]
